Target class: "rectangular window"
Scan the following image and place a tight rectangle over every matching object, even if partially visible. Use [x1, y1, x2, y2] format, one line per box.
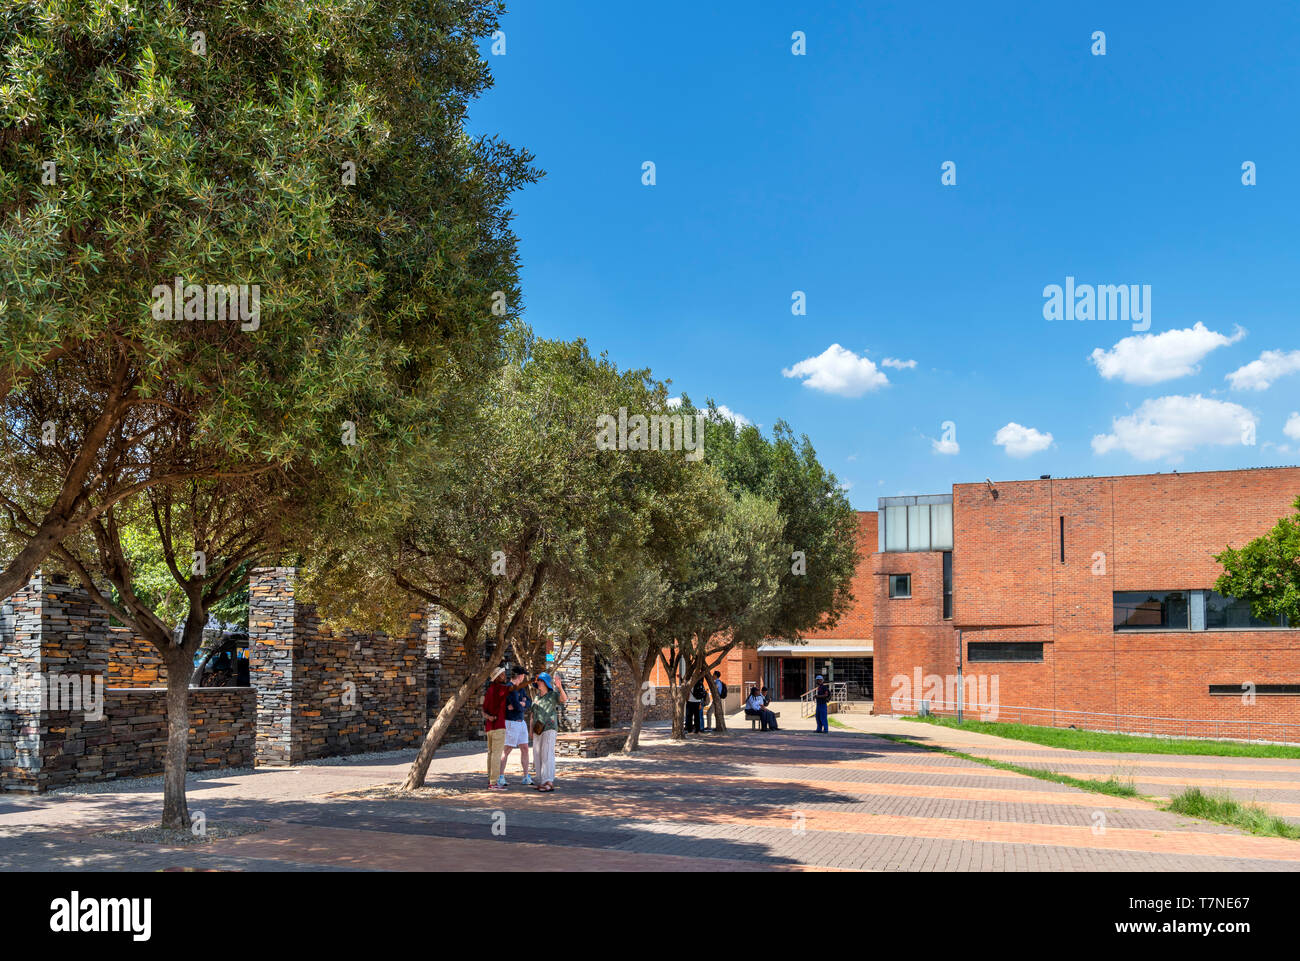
[967, 642, 1043, 663]
[907, 504, 930, 551]
[1059, 516, 1065, 564]
[931, 503, 954, 550]
[888, 574, 911, 599]
[1209, 684, 1300, 696]
[1204, 591, 1287, 629]
[942, 552, 953, 619]
[884, 505, 908, 551]
[1113, 591, 1190, 631]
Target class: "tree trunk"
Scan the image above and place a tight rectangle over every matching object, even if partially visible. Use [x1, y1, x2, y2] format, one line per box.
[621, 648, 656, 754]
[402, 659, 497, 789]
[161, 648, 194, 829]
[671, 680, 689, 740]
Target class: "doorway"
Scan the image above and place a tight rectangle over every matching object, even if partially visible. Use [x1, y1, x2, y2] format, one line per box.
[592, 651, 613, 729]
[780, 658, 808, 700]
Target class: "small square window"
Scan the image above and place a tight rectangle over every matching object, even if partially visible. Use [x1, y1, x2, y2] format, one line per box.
[889, 574, 911, 599]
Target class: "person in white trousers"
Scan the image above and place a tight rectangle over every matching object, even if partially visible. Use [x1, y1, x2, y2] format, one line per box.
[530, 671, 566, 792]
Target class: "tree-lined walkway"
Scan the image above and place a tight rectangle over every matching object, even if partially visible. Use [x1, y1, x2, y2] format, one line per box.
[4, 721, 1300, 871]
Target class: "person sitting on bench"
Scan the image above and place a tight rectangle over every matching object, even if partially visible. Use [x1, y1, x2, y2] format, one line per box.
[744, 687, 779, 731]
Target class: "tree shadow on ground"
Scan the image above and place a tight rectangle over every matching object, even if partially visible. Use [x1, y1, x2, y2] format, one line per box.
[3, 727, 907, 870]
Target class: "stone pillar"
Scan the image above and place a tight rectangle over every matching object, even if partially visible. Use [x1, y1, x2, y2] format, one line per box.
[0, 572, 110, 792]
[249, 567, 297, 765]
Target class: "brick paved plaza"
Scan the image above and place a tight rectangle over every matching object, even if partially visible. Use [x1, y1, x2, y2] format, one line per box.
[4, 710, 1300, 872]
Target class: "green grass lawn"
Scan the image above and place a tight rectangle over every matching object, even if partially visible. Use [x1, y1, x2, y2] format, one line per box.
[870, 732, 1140, 798]
[906, 715, 1300, 759]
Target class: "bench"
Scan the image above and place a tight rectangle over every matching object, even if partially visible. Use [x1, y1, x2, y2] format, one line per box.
[744, 708, 781, 730]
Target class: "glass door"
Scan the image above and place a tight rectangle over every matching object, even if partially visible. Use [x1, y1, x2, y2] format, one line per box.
[781, 658, 808, 700]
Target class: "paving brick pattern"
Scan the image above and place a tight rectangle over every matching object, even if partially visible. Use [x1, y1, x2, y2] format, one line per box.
[2, 716, 1299, 871]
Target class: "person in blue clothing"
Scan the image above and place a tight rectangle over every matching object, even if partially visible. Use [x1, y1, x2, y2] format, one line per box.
[499, 667, 534, 787]
[814, 674, 831, 733]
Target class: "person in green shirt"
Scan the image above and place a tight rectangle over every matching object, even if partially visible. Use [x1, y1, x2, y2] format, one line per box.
[530, 671, 566, 792]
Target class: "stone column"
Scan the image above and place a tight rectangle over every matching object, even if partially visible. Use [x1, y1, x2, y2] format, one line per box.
[0, 572, 109, 791]
[249, 567, 298, 765]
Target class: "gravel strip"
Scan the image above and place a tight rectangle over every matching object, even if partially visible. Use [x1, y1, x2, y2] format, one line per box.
[91, 822, 268, 845]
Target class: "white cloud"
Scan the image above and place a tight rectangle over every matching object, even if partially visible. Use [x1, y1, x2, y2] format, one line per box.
[932, 437, 960, 455]
[1285, 412, 1300, 441]
[882, 357, 917, 370]
[1091, 394, 1256, 462]
[1227, 349, 1300, 391]
[1089, 323, 1244, 385]
[711, 404, 751, 427]
[666, 396, 750, 427]
[994, 422, 1054, 457]
[781, 344, 889, 397]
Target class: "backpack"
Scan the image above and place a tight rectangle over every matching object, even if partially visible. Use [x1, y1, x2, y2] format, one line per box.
[717, 680, 728, 700]
[692, 679, 707, 700]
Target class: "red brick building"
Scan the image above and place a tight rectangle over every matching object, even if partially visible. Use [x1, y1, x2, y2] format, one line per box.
[874, 466, 1300, 737]
[755, 510, 878, 700]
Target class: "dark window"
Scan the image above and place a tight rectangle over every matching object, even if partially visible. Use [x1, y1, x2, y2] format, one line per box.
[942, 552, 953, 620]
[813, 657, 874, 700]
[1209, 684, 1300, 696]
[1204, 591, 1287, 629]
[1113, 591, 1190, 630]
[888, 574, 911, 599]
[1059, 516, 1065, 564]
[967, 642, 1043, 663]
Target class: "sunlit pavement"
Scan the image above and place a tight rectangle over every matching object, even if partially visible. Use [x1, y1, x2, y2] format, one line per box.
[3, 717, 1300, 871]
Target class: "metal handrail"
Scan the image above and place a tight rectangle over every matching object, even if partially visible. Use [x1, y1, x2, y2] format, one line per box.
[800, 682, 850, 717]
[894, 697, 1300, 744]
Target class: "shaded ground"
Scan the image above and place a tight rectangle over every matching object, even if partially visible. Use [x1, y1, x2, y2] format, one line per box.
[2, 714, 1299, 871]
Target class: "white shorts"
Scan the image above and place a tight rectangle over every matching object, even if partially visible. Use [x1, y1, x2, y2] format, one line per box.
[504, 719, 530, 748]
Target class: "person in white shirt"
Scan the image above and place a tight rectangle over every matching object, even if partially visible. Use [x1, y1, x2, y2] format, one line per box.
[744, 687, 778, 731]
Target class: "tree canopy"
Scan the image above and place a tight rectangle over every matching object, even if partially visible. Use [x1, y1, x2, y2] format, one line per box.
[1215, 496, 1300, 626]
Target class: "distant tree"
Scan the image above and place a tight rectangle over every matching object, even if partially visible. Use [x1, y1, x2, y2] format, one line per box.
[303, 338, 706, 787]
[651, 401, 860, 737]
[1215, 497, 1300, 625]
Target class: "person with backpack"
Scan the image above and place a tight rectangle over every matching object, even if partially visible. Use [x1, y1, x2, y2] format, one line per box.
[685, 675, 709, 734]
[706, 671, 727, 729]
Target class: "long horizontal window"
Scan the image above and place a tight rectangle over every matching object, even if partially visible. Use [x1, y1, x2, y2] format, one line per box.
[1114, 591, 1189, 631]
[1115, 590, 1292, 632]
[1204, 591, 1288, 629]
[967, 642, 1043, 663]
[1209, 684, 1300, 696]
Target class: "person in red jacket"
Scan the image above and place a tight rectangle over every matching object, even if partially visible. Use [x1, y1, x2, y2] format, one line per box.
[482, 667, 510, 790]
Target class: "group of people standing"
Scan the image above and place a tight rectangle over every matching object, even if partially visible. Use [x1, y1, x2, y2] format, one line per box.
[683, 671, 728, 734]
[482, 666, 567, 792]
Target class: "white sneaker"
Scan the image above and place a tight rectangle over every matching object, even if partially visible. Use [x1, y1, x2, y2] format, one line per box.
[522, 775, 535, 785]
[496, 775, 507, 787]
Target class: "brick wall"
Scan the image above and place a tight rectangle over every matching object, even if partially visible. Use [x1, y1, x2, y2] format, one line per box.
[876, 467, 1300, 734]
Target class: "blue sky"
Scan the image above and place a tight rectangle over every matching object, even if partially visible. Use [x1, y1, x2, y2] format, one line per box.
[469, 1, 1300, 509]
